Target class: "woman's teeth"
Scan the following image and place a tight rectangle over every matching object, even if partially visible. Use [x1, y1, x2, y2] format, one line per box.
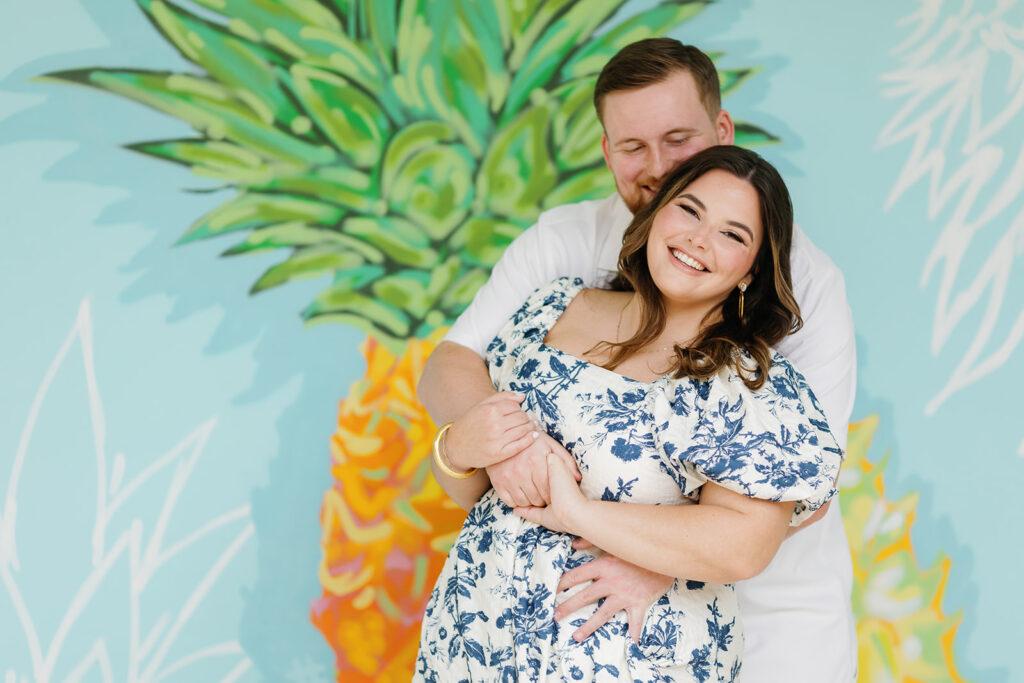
[671, 249, 706, 271]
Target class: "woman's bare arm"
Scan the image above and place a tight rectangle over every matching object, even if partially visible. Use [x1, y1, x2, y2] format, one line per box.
[516, 455, 793, 583]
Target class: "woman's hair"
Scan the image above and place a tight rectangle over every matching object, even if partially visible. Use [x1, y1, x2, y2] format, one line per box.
[601, 145, 801, 390]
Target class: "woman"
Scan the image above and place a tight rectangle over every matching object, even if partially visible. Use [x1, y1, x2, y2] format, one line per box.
[414, 146, 843, 682]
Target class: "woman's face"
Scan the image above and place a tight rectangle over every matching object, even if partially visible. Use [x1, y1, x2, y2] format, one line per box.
[645, 169, 764, 315]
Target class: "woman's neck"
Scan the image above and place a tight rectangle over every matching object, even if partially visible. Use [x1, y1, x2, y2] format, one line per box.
[618, 292, 720, 350]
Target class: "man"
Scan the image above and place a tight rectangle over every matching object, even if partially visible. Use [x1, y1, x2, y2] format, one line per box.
[418, 39, 857, 682]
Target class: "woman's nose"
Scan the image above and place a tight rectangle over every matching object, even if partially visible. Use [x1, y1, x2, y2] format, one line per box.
[686, 223, 709, 248]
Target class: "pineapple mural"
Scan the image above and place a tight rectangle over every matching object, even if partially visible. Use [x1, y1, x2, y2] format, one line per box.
[41, 0, 972, 679]
[840, 417, 969, 681]
[312, 333, 467, 680]
[41, 0, 777, 352]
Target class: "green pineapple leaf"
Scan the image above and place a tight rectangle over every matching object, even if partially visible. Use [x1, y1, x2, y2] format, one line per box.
[223, 222, 361, 255]
[562, 1, 710, 79]
[135, 0, 299, 125]
[501, 1, 620, 123]
[733, 123, 779, 148]
[179, 192, 344, 244]
[252, 244, 372, 292]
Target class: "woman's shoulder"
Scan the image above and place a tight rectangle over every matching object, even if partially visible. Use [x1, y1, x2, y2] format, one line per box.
[562, 286, 630, 319]
[577, 286, 631, 307]
[656, 348, 815, 410]
[487, 277, 586, 361]
[694, 349, 834, 442]
[651, 347, 843, 527]
[763, 350, 819, 402]
[501, 276, 582, 326]
[544, 286, 629, 349]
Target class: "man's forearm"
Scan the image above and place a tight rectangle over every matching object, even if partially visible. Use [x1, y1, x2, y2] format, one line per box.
[418, 340, 497, 425]
[418, 341, 498, 510]
[428, 458, 491, 512]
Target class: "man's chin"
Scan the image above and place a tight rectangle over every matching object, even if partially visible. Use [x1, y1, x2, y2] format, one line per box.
[613, 181, 657, 214]
[623, 193, 651, 215]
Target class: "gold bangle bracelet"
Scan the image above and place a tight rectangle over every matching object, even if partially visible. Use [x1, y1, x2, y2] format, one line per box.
[432, 422, 478, 479]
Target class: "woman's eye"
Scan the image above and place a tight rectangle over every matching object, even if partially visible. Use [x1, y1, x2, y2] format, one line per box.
[723, 231, 744, 243]
[679, 204, 698, 217]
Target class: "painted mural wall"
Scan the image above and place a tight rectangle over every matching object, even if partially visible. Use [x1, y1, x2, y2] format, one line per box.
[1, 0, 1021, 681]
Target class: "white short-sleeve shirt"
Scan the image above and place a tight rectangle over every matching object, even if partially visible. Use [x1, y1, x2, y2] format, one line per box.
[445, 194, 858, 683]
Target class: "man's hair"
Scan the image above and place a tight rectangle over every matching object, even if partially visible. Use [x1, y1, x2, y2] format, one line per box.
[593, 38, 721, 122]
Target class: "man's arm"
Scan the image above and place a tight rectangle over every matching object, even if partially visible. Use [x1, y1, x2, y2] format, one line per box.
[418, 201, 607, 507]
[421, 343, 557, 510]
[418, 341, 497, 428]
[776, 231, 856, 536]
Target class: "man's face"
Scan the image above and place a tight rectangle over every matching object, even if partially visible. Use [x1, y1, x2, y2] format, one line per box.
[601, 70, 734, 213]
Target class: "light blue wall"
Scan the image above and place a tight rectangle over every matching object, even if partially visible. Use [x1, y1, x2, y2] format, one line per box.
[1, 2, 361, 679]
[2, 1, 1021, 681]
[705, 3, 1023, 679]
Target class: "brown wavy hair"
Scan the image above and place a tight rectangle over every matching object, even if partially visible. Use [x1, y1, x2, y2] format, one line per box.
[600, 145, 801, 390]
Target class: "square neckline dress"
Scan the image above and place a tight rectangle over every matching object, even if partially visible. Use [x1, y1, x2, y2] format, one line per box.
[414, 277, 842, 683]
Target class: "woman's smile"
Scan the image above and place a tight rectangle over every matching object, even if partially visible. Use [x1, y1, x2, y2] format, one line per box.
[668, 246, 708, 272]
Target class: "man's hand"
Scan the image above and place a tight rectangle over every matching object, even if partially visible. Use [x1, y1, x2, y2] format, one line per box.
[489, 435, 581, 508]
[444, 392, 537, 471]
[554, 549, 674, 644]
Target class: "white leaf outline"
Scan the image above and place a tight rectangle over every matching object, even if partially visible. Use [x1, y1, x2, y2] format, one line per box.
[0, 300, 254, 682]
[877, 0, 1024, 417]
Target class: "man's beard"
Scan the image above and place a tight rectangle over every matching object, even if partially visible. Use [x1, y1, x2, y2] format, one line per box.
[616, 177, 658, 215]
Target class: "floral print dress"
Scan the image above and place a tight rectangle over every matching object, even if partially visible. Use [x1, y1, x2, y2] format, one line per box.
[414, 277, 843, 683]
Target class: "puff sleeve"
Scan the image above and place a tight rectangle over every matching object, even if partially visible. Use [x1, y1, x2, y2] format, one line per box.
[650, 353, 844, 526]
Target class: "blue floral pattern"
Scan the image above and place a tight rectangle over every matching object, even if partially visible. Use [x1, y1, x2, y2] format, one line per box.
[414, 277, 842, 682]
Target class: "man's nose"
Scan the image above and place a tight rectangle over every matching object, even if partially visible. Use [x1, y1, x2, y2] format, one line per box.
[647, 147, 673, 180]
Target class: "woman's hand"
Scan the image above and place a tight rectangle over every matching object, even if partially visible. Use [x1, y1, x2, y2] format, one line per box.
[488, 433, 582, 508]
[514, 453, 588, 534]
[444, 392, 538, 471]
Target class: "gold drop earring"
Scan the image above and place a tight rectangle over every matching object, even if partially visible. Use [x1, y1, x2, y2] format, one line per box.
[738, 282, 747, 319]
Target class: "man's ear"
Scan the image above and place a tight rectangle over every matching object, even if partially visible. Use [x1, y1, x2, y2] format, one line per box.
[716, 109, 735, 146]
[601, 131, 612, 170]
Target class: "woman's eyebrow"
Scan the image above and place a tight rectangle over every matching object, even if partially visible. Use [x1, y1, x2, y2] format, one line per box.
[678, 193, 705, 210]
[727, 221, 754, 240]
